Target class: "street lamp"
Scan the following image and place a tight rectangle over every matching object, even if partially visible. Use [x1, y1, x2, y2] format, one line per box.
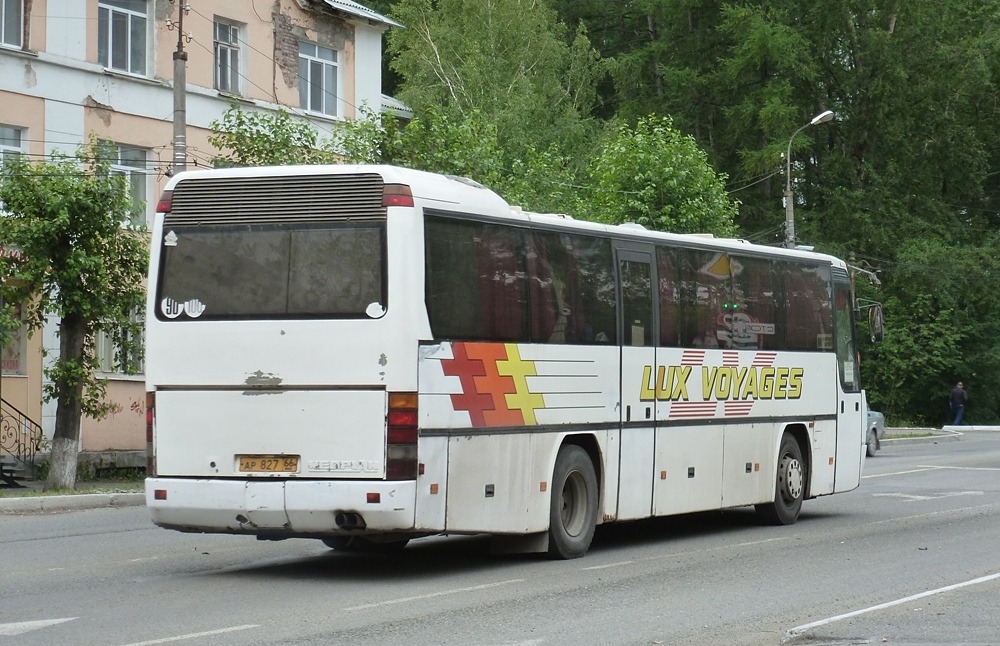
[784, 109, 834, 248]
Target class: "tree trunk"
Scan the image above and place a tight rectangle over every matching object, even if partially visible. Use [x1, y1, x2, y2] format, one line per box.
[45, 312, 86, 490]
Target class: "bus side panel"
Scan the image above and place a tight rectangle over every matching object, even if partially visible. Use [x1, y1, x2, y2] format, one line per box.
[809, 419, 838, 496]
[418, 342, 619, 534]
[414, 436, 448, 531]
[618, 346, 656, 521]
[418, 342, 621, 430]
[653, 424, 725, 516]
[834, 388, 865, 492]
[444, 433, 554, 533]
[617, 427, 654, 520]
[602, 426, 622, 522]
[721, 423, 774, 508]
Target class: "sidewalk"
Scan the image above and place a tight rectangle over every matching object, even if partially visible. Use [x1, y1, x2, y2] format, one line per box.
[0, 480, 145, 513]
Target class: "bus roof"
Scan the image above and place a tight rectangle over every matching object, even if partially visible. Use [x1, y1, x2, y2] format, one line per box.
[163, 164, 845, 269]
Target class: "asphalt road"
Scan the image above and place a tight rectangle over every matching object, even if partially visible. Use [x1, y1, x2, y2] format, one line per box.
[2, 432, 998, 646]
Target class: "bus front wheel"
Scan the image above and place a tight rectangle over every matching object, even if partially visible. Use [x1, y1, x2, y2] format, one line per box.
[548, 444, 598, 559]
[756, 433, 805, 525]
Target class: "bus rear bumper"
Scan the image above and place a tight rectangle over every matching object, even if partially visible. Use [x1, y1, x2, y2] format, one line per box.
[146, 477, 417, 536]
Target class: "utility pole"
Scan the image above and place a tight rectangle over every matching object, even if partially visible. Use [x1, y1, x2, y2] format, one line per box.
[783, 110, 834, 248]
[168, 1, 191, 175]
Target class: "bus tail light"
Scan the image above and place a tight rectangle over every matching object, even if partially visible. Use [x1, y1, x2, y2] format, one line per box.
[382, 184, 414, 207]
[386, 392, 418, 480]
[146, 391, 156, 477]
[156, 190, 173, 214]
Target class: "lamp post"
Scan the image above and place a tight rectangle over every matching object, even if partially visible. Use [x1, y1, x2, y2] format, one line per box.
[784, 109, 834, 248]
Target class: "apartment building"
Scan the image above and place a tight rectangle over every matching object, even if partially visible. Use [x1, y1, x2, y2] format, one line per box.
[0, 0, 400, 467]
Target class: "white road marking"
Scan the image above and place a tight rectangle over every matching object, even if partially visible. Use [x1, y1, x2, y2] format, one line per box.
[343, 579, 523, 611]
[0, 618, 77, 636]
[118, 624, 259, 645]
[862, 466, 943, 479]
[872, 491, 984, 502]
[786, 572, 1000, 638]
[917, 465, 1000, 471]
[864, 464, 1000, 480]
[582, 560, 634, 571]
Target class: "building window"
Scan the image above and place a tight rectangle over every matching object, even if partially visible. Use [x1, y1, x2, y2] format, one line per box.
[96, 308, 144, 375]
[1, 302, 27, 376]
[214, 19, 243, 95]
[0, 125, 22, 215]
[1, 0, 22, 49]
[100, 143, 149, 227]
[298, 41, 338, 116]
[0, 124, 22, 165]
[98, 0, 147, 75]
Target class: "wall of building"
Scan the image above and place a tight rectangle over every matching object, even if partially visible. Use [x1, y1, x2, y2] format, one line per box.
[0, 0, 394, 457]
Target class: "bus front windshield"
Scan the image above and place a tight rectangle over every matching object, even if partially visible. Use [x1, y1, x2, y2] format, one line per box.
[155, 222, 386, 321]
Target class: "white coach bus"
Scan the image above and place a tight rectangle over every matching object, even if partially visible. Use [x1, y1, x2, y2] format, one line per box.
[145, 164, 869, 559]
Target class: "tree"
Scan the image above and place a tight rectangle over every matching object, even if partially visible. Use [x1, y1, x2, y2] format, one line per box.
[211, 102, 580, 218]
[583, 115, 738, 236]
[0, 143, 148, 489]
[208, 103, 337, 166]
[385, 0, 603, 156]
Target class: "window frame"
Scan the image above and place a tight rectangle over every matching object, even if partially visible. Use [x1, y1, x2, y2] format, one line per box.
[298, 40, 340, 117]
[0, 124, 23, 164]
[97, 0, 148, 76]
[0, 125, 23, 215]
[1, 301, 28, 376]
[100, 141, 150, 227]
[96, 306, 145, 376]
[1, 0, 23, 49]
[213, 18, 244, 96]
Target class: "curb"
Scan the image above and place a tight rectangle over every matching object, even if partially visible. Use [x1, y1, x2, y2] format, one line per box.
[0, 491, 145, 514]
[881, 428, 961, 447]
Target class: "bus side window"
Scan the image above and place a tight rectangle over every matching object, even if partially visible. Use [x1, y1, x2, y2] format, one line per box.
[657, 247, 680, 347]
[528, 231, 615, 345]
[425, 216, 528, 342]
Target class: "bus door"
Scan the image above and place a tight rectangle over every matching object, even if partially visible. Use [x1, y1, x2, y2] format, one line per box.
[615, 243, 658, 520]
[833, 272, 864, 491]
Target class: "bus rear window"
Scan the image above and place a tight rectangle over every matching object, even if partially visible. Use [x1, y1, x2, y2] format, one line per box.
[155, 222, 386, 320]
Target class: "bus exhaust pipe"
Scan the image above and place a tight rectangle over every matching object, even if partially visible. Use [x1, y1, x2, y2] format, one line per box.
[335, 512, 366, 530]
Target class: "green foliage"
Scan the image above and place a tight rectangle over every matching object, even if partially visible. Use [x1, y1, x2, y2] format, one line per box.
[385, 0, 602, 154]
[584, 116, 738, 235]
[861, 294, 962, 425]
[208, 102, 338, 166]
[0, 141, 148, 419]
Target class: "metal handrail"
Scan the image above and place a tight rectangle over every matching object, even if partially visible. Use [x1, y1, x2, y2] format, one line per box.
[0, 397, 44, 484]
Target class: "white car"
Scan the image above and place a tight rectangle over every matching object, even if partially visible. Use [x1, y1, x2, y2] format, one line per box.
[866, 409, 886, 457]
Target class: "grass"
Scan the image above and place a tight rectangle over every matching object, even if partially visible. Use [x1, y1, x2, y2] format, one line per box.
[885, 431, 938, 439]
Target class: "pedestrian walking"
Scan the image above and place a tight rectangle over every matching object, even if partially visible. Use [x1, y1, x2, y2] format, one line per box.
[949, 381, 967, 425]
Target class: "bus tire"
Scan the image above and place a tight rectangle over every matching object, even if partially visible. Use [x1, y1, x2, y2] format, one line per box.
[756, 433, 805, 526]
[548, 444, 598, 559]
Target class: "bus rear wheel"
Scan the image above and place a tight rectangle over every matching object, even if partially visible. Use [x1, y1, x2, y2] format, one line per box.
[548, 444, 598, 559]
[756, 433, 805, 525]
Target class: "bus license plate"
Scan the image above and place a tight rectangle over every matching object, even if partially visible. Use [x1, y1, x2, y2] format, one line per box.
[238, 455, 299, 473]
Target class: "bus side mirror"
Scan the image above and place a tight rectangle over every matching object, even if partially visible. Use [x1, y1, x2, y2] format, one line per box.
[868, 304, 884, 343]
